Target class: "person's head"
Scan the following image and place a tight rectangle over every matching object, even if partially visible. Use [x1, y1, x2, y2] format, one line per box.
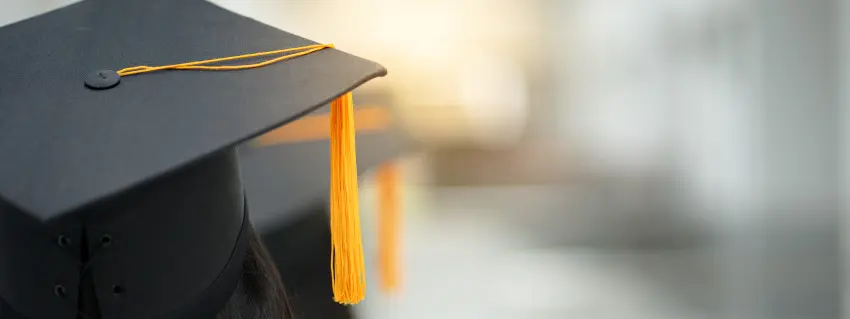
[217, 226, 292, 319]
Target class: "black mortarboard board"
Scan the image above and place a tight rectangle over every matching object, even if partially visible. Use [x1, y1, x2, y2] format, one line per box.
[0, 0, 385, 318]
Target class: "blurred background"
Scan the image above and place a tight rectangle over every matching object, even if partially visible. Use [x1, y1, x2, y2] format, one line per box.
[2, 0, 847, 318]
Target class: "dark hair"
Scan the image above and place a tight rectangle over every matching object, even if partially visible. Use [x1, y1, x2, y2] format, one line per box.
[216, 226, 292, 319]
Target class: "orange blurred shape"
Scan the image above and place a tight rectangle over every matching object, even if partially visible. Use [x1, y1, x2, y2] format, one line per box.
[255, 106, 390, 146]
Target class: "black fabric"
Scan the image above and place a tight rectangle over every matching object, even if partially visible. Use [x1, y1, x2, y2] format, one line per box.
[0, 295, 23, 319]
[0, 150, 249, 319]
[0, 198, 82, 319]
[0, 211, 250, 319]
[262, 207, 353, 319]
[159, 202, 252, 319]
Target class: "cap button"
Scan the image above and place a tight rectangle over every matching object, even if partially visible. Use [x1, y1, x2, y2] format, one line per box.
[56, 234, 71, 248]
[84, 70, 120, 90]
[53, 284, 67, 297]
[100, 233, 113, 247]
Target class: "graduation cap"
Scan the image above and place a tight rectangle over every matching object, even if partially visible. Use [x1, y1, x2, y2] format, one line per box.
[241, 101, 411, 302]
[0, 0, 384, 317]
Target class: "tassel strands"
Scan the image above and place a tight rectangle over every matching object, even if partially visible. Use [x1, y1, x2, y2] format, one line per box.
[329, 92, 367, 305]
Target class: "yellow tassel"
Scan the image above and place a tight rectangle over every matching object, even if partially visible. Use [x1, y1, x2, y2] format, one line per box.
[329, 92, 366, 305]
[377, 162, 401, 293]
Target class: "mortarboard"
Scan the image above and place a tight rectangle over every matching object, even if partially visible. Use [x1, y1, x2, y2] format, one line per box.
[0, 0, 384, 318]
[240, 100, 412, 302]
